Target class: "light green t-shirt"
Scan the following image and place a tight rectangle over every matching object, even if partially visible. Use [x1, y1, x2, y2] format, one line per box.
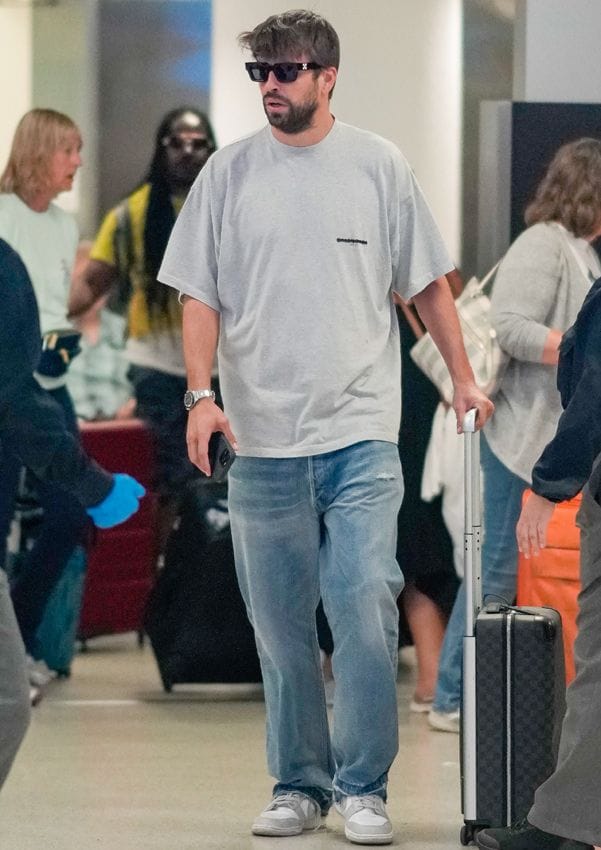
[0, 193, 78, 334]
[0, 192, 79, 389]
[159, 120, 453, 457]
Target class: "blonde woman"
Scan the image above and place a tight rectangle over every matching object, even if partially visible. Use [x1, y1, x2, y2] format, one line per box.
[0, 109, 88, 681]
[431, 138, 601, 732]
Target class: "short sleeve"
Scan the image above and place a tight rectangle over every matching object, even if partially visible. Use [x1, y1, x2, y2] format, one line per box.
[90, 208, 119, 267]
[391, 166, 453, 302]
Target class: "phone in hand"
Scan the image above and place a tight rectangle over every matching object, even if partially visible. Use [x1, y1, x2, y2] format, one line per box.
[208, 431, 236, 482]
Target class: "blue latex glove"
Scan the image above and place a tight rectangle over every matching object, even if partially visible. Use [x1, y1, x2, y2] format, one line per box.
[86, 473, 146, 529]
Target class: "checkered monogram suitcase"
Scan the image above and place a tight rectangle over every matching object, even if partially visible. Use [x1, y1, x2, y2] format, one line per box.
[460, 412, 566, 845]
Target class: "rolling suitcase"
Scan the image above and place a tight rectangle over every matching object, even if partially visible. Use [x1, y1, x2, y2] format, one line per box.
[460, 411, 566, 845]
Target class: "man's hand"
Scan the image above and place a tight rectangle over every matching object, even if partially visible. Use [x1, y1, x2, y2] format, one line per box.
[186, 400, 238, 477]
[452, 380, 494, 434]
[516, 491, 555, 558]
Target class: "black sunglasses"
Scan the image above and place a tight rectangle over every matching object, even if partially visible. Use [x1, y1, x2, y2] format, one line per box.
[245, 61, 322, 83]
[163, 136, 211, 152]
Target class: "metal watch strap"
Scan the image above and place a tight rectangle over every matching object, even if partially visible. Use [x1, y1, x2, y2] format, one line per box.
[184, 388, 215, 410]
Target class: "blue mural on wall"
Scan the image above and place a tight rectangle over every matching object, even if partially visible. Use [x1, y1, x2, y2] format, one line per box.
[165, 0, 212, 91]
[98, 0, 212, 214]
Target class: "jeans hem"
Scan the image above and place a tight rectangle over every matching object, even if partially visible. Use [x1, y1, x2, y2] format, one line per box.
[333, 772, 388, 802]
[273, 783, 332, 814]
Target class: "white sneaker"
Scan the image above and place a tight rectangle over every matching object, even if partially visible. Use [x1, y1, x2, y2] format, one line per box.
[409, 695, 433, 713]
[26, 655, 56, 687]
[335, 795, 393, 845]
[428, 707, 460, 733]
[251, 791, 322, 836]
[29, 685, 43, 706]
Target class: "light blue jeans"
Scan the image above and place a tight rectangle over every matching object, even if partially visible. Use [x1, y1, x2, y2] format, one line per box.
[432, 435, 529, 713]
[227, 441, 404, 812]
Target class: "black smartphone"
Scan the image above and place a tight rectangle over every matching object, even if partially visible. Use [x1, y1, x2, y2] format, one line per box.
[208, 431, 236, 482]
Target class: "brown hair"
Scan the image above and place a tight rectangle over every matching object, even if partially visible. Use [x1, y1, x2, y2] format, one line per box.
[239, 9, 340, 98]
[0, 108, 80, 204]
[525, 137, 601, 238]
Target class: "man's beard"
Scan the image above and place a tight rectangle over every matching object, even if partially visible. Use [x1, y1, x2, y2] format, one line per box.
[263, 94, 318, 134]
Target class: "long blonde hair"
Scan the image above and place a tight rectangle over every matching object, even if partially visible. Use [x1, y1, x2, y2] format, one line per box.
[525, 137, 601, 238]
[0, 108, 80, 204]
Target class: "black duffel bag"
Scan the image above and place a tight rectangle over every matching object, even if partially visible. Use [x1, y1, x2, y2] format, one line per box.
[144, 480, 262, 691]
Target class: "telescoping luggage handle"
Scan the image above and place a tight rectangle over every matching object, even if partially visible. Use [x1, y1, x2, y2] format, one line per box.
[463, 408, 482, 631]
[462, 408, 482, 825]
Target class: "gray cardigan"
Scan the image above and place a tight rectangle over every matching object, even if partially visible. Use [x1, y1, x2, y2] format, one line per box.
[485, 221, 598, 483]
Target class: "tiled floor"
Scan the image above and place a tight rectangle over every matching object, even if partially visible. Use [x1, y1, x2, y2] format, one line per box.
[0, 638, 463, 849]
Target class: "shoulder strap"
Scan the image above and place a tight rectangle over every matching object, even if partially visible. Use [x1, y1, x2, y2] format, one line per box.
[473, 261, 501, 295]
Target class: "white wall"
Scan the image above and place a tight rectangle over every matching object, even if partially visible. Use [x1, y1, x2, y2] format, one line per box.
[0, 7, 32, 171]
[514, 0, 601, 101]
[212, 0, 463, 262]
[32, 0, 100, 234]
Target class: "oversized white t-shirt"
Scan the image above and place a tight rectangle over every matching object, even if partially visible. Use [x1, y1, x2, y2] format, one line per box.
[159, 120, 453, 457]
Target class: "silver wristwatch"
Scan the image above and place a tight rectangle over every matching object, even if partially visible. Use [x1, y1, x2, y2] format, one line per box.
[183, 388, 215, 411]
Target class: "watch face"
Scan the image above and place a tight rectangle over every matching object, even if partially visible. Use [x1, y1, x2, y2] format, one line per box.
[183, 390, 195, 410]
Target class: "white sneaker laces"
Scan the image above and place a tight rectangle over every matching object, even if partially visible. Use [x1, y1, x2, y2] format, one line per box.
[356, 795, 385, 812]
[267, 792, 310, 813]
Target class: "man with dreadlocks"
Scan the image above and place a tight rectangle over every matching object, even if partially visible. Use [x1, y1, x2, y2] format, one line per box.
[69, 107, 217, 549]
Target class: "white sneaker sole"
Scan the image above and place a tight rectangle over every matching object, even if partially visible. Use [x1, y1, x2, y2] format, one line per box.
[428, 711, 460, 734]
[344, 825, 393, 845]
[251, 818, 322, 836]
[252, 823, 304, 836]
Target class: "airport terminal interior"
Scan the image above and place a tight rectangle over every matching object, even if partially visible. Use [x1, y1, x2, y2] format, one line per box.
[1, 640, 462, 850]
[1, 1, 600, 849]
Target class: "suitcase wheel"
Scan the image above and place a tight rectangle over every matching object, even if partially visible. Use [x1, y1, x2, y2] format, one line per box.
[460, 824, 480, 846]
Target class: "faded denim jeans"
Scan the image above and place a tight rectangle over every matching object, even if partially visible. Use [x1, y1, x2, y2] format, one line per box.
[227, 440, 404, 811]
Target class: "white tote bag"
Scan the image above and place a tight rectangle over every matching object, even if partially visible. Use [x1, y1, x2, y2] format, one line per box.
[409, 264, 507, 405]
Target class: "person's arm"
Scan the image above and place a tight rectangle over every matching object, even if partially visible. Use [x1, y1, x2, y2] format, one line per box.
[541, 328, 563, 365]
[1, 379, 113, 505]
[0, 239, 143, 525]
[517, 310, 601, 557]
[0, 248, 112, 504]
[531, 344, 601, 503]
[2, 380, 145, 527]
[492, 225, 565, 365]
[412, 276, 494, 432]
[446, 267, 464, 299]
[181, 296, 237, 476]
[68, 259, 117, 318]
